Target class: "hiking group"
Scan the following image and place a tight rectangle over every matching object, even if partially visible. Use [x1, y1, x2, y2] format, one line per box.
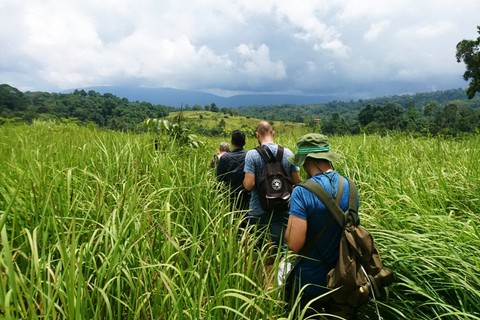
[215, 121, 392, 319]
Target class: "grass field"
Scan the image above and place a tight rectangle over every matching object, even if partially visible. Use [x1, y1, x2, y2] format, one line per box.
[0, 120, 479, 319]
[167, 110, 309, 137]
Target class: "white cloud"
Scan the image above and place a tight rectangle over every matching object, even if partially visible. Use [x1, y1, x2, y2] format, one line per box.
[272, 1, 350, 58]
[396, 22, 455, 40]
[235, 44, 286, 82]
[0, 0, 478, 97]
[335, 0, 407, 21]
[364, 20, 390, 42]
[315, 39, 350, 58]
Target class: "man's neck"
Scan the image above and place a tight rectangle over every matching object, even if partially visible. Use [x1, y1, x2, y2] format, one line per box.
[231, 144, 243, 150]
[259, 137, 274, 145]
[306, 161, 333, 176]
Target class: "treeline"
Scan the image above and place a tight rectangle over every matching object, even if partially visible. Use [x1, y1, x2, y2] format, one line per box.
[181, 102, 239, 116]
[2, 84, 480, 136]
[0, 84, 172, 130]
[238, 88, 480, 136]
[320, 101, 480, 136]
[238, 88, 479, 122]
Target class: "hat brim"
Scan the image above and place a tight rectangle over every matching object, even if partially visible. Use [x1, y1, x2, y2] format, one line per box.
[288, 151, 341, 167]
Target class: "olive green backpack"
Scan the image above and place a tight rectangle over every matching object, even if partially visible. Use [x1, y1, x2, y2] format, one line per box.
[299, 177, 394, 309]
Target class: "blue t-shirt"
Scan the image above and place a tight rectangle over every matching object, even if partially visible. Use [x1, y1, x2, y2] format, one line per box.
[244, 143, 299, 216]
[289, 172, 359, 296]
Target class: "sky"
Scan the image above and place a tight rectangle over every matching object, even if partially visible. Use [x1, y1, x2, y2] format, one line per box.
[1, 0, 479, 100]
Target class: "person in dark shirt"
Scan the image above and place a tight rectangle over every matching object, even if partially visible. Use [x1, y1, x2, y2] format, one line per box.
[216, 130, 250, 211]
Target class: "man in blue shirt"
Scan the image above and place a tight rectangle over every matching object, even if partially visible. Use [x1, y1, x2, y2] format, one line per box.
[243, 121, 301, 254]
[285, 133, 359, 319]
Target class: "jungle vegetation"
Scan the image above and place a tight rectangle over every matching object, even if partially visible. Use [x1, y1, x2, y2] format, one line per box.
[1, 84, 479, 136]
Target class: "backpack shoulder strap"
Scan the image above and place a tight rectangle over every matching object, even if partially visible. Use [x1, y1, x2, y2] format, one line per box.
[275, 146, 284, 163]
[346, 179, 358, 226]
[299, 176, 358, 228]
[300, 178, 346, 227]
[290, 177, 345, 271]
[296, 177, 344, 255]
[254, 146, 270, 163]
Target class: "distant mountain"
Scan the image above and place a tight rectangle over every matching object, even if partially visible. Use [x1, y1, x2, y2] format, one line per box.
[63, 86, 338, 108]
[63, 86, 476, 111]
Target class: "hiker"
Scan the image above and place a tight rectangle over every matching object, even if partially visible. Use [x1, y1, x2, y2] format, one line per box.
[284, 133, 360, 319]
[216, 130, 250, 211]
[243, 121, 301, 254]
[210, 141, 230, 168]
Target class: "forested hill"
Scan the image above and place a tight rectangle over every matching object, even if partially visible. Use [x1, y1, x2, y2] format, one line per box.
[0, 84, 173, 130]
[1, 84, 479, 135]
[237, 88, 480, 123]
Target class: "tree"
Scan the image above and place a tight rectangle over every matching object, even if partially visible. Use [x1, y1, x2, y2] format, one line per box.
[87, 90, 98, 97]
[322, 113, 350, 135]
[381, 103, 404, 130]
[456, 26, 480, 99]
[406, 102, 420, 121]
[457, 106, 474, 132]
[358, 104, 374, 126]
[218, 119, 226, 128]
[228, 108, 238, 116]
[210, 103, 219, 113]
[443, 103, 458, 127]
[74, 89, 87, 97]
[423, 102, 438, 118]
[0, 84, 29, 112]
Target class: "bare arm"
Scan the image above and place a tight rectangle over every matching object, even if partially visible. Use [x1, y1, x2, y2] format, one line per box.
[243, 172, 255, 191]
[290, 171, 301, 185]
[284, 214, 307, 253]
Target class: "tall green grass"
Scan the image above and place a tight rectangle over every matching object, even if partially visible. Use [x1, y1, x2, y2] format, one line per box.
[0, 122, 479, 319]
[336, 134, 480, 319]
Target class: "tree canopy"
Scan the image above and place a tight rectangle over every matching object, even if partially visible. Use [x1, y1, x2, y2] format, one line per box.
[0, 84, 171, 130]
[456, 26, 480, 99]
[2, 84, 479, 137]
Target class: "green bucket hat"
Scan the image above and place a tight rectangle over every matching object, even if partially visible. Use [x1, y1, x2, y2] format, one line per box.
[287, 133, 341, 167]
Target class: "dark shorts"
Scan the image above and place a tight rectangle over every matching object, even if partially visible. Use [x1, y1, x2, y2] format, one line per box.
[246, 211, 288, 254]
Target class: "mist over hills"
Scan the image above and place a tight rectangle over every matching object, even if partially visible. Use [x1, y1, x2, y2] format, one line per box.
[63, 86, 343, 108]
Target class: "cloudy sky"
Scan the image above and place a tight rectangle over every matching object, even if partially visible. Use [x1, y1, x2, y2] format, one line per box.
[1, 0, 479, 100]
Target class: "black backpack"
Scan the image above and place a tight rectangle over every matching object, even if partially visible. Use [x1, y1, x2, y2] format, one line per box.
[255, 145, 293, 212]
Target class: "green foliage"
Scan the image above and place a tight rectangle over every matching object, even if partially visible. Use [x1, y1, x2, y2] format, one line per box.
[2, 84, 480, 137]
[456, 26, 480, 99]
[236, 89, 480, 136]
[321, 112, 358, 135]
[218, 118, 226, 128]
[238, 89, 480, 125]
[143, 117, 205, 148]
[210, 103, 219, 113]
[0, 85, 171, 130]
[0, 84, 29, 114]
[1, 125, 479, 319]
[356, 101, 480, 136]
